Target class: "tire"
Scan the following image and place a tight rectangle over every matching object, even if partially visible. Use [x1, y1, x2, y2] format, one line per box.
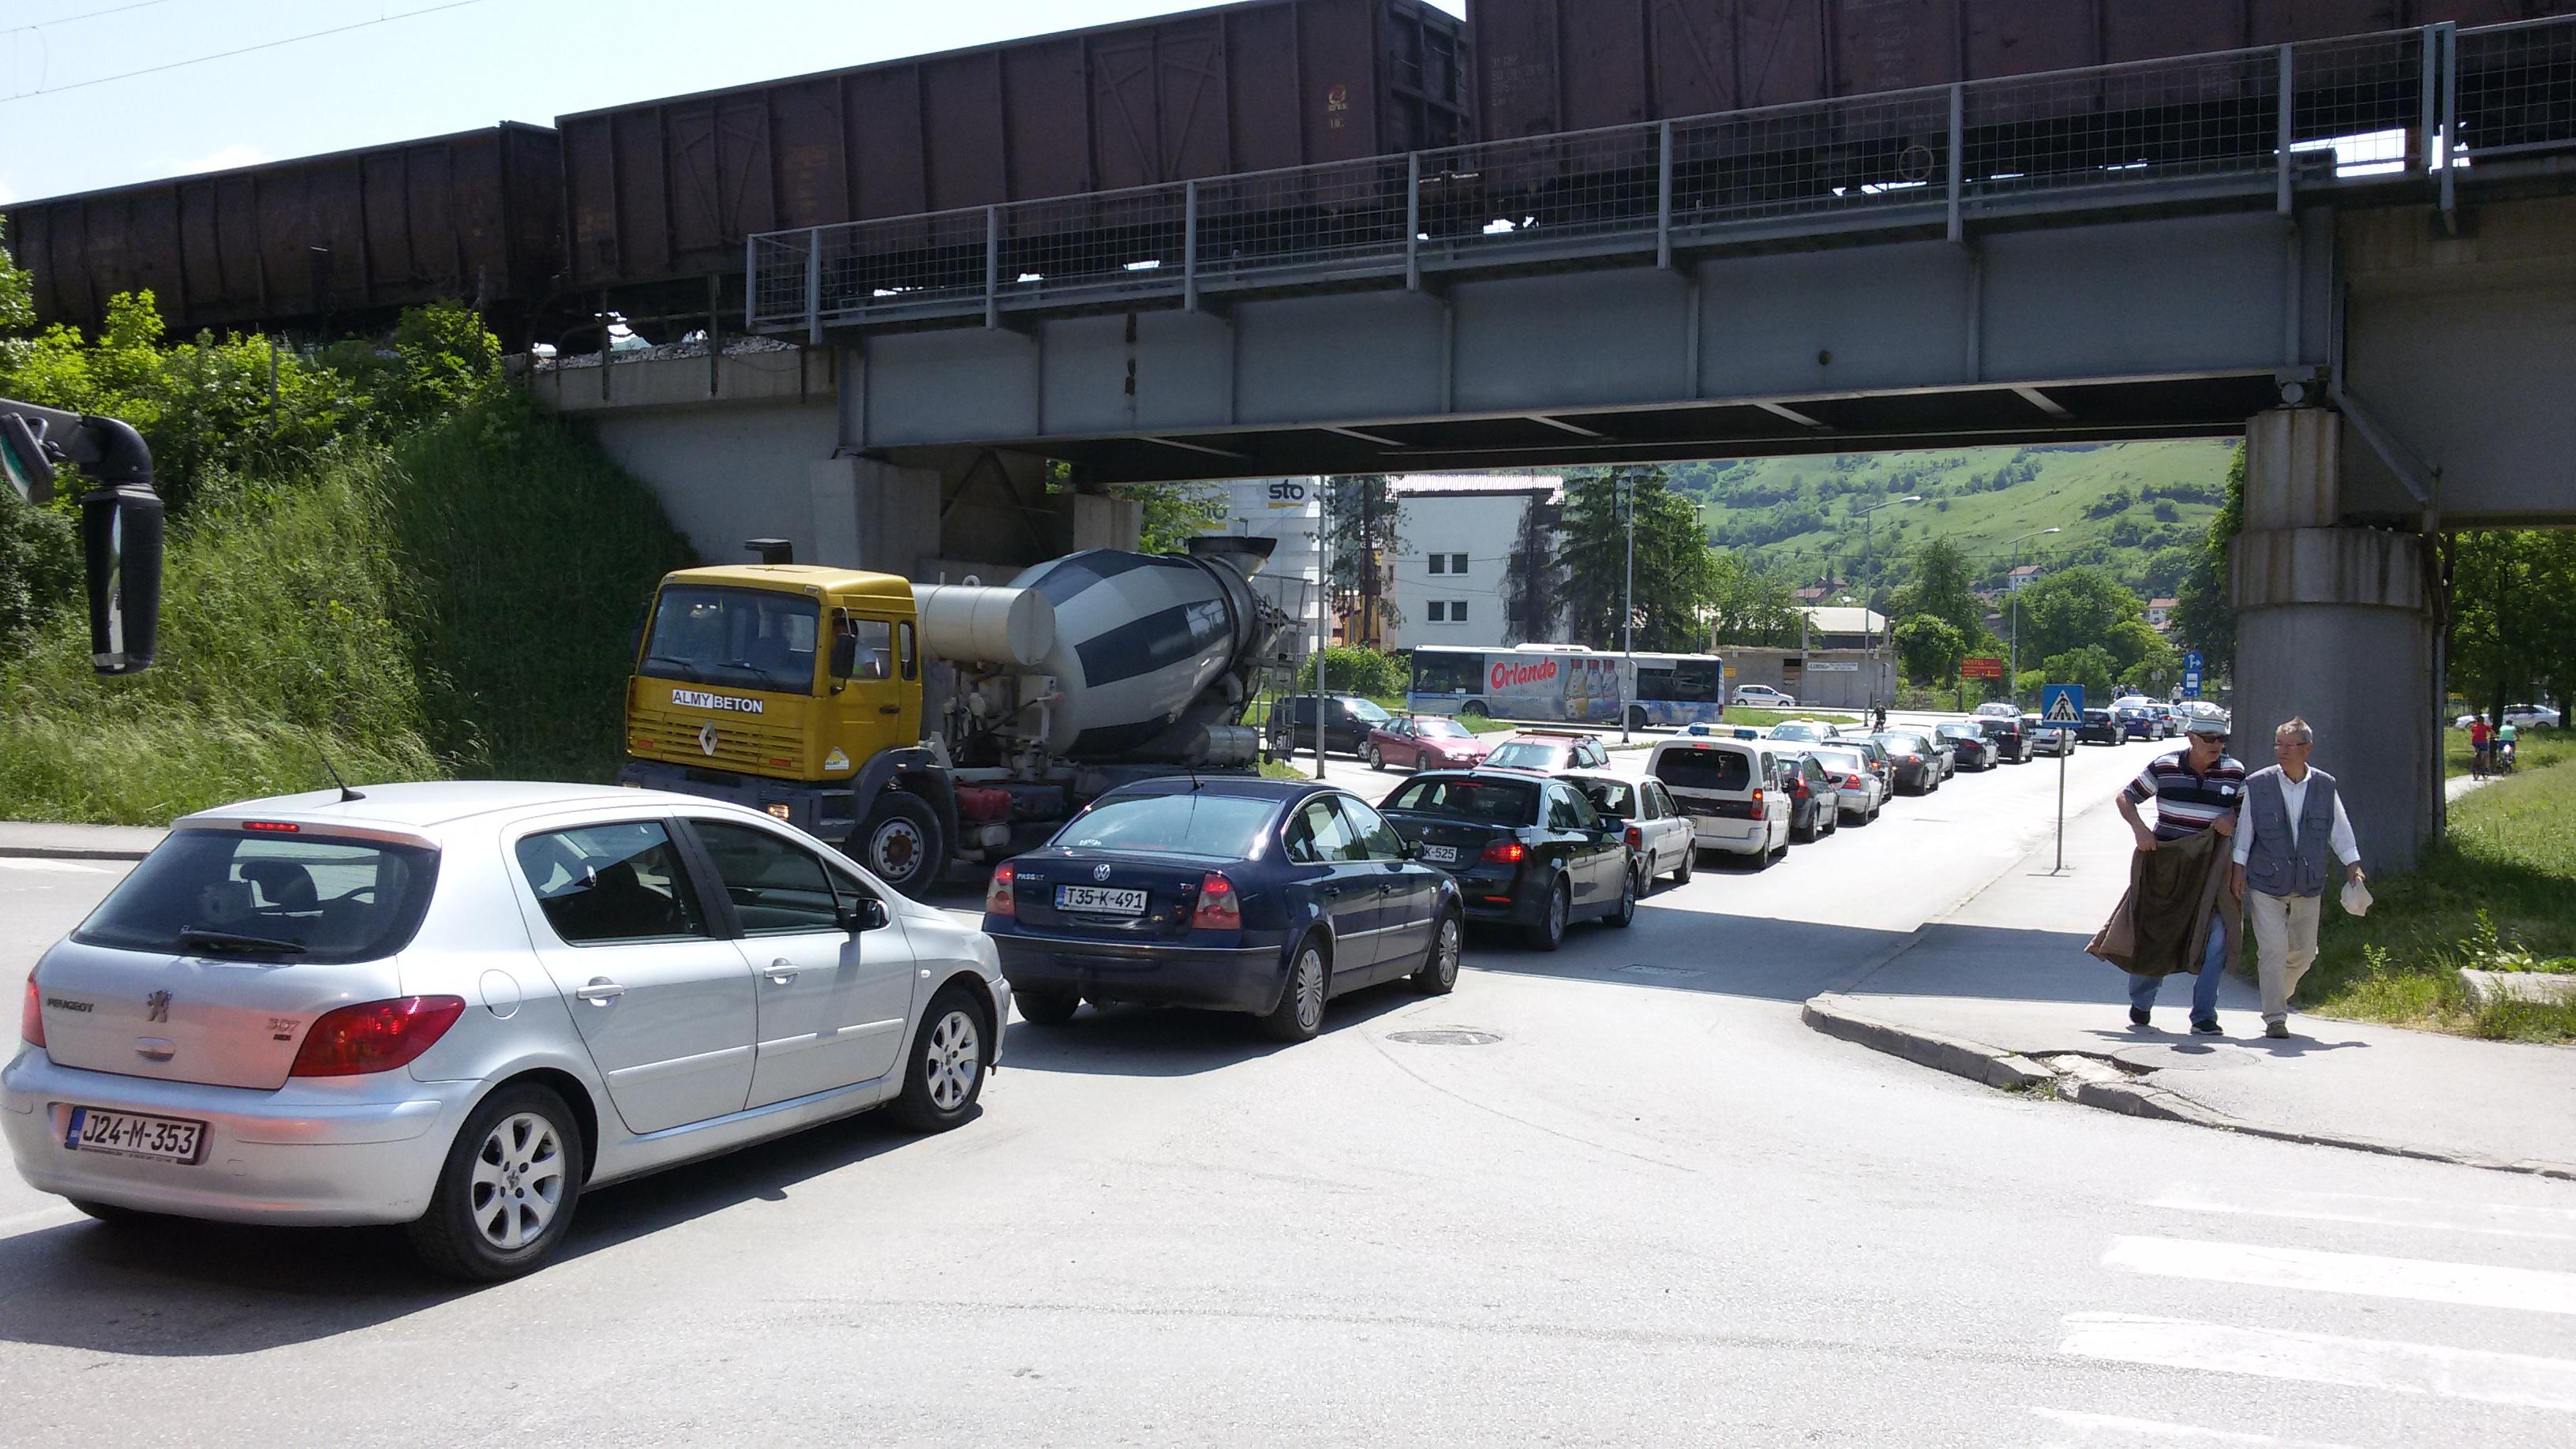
[1604, 866, 1639, 928]
[1627, 705, 1649, 731]
[851, 792, 945, 900]
[1015, 985, 1080, 1025]
[1462, 701, 1490, 718]
[406, 1082, 585, 1282]
[1792, 811, 1815, 844]
[1410, 910, 1462, 994]
[886, 985, 990, 1133]
[1672, 846, 1694, 884]
[1260, 937, 1330, 1041]
[1366, 743, 1384, 771]
[1526, 879, 1571, 951]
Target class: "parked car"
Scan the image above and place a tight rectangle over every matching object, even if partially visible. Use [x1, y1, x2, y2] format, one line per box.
[2023, 713, 2078, 758]
[1365, 713, 1492, 773]
[1765, 720, 1845, 743]
[989, 778, 1461, 1037]
[1273, 695, 1396, 756]
[1807, 744, 1886, 823]
[1482, 728, 1612, 774]
[1971, 701, 2021, 721]
[8, 782, 1008, 1281]
[2506, 704, 2560, 730]
[1934, 721, 1998, 772]
[1561, 772, 1694, 886]
[2076, 707, 2129, 745]
[1976, 716, 2033, 764]
[1732, 683, 1796, 709]
[1647, 737, 1790, 866]
[2112, 700, 2167, 740]
[1869, 731, 1943, 795]
[2145, 702, 2181, 736]
[1845, 736, 1896, 792]
[1379, 770, 1635, 949]
[1768, 749, 1841, 844]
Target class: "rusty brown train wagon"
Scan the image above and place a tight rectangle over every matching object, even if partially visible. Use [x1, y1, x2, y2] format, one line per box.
[2, 124, 564, 341]
[557, 0, 1472, 299]
[1473, 0, 2576, 138]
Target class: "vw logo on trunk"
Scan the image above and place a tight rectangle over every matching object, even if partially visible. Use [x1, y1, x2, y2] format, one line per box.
[697, 724, 719, 756]
[1092, 864, 1113, 882]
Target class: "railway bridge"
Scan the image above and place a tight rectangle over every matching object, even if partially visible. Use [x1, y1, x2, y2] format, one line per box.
[542, 18, 2576, 869]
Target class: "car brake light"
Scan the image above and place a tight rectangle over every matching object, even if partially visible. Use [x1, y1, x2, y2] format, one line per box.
[1848, 773, 1867, 788]
[985, 862, 1017, 918]
[21, 979, 43, 1049]
[1192, 872, 1242, 931]
[1624, 826, 1642, 852]
[289, 996, 466, 1077]
[1750, 789, 1764, 807]
[243, 820, 299, 833]
[1480, 840, 1528, 865]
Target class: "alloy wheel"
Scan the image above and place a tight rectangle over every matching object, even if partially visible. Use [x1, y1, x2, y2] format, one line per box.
[469, 1112, 566, 1252]
[1294, 947, 1326, 1032]
[1434, 916, 1461, 987]
[923, 1009, 982, 1111]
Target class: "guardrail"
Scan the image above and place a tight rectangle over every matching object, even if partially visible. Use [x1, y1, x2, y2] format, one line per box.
[748, 17, 2576, 339]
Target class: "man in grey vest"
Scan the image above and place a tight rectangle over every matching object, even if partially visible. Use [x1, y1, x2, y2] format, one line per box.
[2230, 717, 2366, 1039]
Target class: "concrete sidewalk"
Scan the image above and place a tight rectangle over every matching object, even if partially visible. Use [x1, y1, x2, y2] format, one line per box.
[0, 821, 166, 860]
[1808, 789, 2576, 1178]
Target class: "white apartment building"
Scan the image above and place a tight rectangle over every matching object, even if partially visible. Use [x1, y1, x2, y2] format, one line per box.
[1385, 473, 1565, 650]
[1197, 477, 1322, 637]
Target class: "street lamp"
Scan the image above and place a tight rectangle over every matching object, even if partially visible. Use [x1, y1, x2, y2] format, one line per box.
[1852, 494, 1920, 716]
[1619, 473, 1636, 743]
[2005, 526, 2062, 703]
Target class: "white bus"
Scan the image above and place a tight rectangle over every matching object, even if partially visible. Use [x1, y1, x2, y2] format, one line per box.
[1621, 652, 1732, 728]
[1406, 646, 1731, 728]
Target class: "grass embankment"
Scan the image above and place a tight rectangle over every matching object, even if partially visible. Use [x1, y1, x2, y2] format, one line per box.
[2441, 724, 2574, 780]
[2306, 757, 2576, 1043]
[0, 400, 692, 823]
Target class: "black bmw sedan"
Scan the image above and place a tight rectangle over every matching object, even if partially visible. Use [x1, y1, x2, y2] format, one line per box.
[984, 778, 1462, 1042]
[1376, 769, 1636, 951]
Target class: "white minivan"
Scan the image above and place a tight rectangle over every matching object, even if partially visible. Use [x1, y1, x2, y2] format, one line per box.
[1647, 737, 1791, 867]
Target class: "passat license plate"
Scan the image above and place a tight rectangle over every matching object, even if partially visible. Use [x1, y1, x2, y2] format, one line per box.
[1419, 844, 1459, 864]
[1056, 885, 1148, 916]
[64, 1106, 206, 1165]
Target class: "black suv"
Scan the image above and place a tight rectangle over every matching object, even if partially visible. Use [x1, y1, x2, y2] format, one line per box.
[1975, 715, 2032, 763]
[1273, 695, 1395, 756]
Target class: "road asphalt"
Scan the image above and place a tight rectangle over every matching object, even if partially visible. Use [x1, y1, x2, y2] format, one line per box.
[2, 735, 2572, 1445]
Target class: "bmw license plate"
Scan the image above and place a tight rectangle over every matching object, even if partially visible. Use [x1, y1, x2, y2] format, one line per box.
[1419, 844, 1459, 864]
[65, 1106, 205, 1165]
[1056, 885, 1148, 916]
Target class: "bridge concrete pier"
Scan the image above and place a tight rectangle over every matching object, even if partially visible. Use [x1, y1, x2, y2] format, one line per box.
[2230, 407, 2438, 872]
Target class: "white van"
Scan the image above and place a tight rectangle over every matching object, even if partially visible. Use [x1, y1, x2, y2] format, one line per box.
[1647, 737, 1791, 866]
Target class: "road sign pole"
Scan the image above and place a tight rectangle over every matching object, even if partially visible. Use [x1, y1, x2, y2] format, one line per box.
[2039, 683, 2084, 875]
[2055, 735, 2068, 874]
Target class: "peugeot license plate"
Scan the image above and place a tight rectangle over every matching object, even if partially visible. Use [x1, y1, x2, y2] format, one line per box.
[1056, 885, 1148, 916]
[65, 1106, 205, 1165]
[1419, 844, 1458, 864]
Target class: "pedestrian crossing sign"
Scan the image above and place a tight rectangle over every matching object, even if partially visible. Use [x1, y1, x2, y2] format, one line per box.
[2042, 684, 2084, 724]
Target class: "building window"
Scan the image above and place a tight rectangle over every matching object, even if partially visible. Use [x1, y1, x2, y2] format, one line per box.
[1426, 602, 1444, 622]
[1425, 600, 1467, 625]
[1449, 600, 1467, 623]
[1428, 555, 1446, 575]
[1448, 552, 1469, 574]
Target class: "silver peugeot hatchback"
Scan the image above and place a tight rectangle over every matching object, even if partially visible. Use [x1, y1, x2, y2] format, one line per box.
[6, 781, 1008, 1279]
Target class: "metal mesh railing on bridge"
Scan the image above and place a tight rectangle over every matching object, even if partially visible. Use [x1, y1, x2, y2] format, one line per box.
[747, 17, 2576, 335]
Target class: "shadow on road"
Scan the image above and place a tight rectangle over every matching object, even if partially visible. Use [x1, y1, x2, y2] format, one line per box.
[999, 978, 1425, 1078]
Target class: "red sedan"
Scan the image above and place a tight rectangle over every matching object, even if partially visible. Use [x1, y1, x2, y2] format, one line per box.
[1365, 714, 1494, 773]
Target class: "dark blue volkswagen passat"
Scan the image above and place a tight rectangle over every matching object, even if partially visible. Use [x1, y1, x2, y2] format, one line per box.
[983, 778, 1463, 1043]
[1375, 769, 1635, 951]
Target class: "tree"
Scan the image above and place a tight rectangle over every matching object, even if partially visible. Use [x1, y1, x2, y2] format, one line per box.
[1120, 481, 1228, 555]
[1558, 466, 1720, 653]
[1500, 493, 1564, 643]
[2170, 444, 2243, 684]
[2450, 530, 2576, 722]
[1320, 475, 1406, 642]
[2012, 564, 2146, 666]
[1893, 615, 1968, 685]
[1889, 537, 1996, 653]
[1705, 550, 1799, 647]
[2039, 645, 2118, 702]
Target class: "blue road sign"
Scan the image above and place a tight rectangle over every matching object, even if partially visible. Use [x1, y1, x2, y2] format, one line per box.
[2182, 651, 2205, 672]
[2041, 683, 2085, 727]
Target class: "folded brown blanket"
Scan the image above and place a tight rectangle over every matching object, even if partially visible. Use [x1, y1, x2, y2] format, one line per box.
[2086, 825, 2241, 978]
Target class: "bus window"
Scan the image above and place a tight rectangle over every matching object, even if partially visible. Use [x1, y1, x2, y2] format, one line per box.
[1411, 649, 1481, 695]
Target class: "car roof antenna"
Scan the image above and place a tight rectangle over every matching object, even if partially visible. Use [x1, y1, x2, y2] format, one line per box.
[313, 743, 366, 803]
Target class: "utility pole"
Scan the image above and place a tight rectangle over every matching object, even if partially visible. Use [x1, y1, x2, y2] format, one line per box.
[1619, 472, 1636, 743]
[1313, 477, 1331, 781]
[1853, 494, 1920, 717]
[2004, 526, 2061, 705]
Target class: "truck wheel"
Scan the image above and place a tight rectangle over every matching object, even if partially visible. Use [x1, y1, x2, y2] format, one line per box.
[852, 793, 945, 900]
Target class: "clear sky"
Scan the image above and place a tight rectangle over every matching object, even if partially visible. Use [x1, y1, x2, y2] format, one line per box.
[1, 0, 1467, 204]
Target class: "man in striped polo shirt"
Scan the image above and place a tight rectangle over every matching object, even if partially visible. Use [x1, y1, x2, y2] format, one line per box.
[2113, 714, 2245, 1032]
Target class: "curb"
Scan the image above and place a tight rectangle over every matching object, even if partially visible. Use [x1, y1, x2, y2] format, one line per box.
[0, 844, 155, 862]
[1803, 991, 2576, 1182]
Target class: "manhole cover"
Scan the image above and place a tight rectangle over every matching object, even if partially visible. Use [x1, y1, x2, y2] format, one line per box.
[1387, 1029, 1500, 1046]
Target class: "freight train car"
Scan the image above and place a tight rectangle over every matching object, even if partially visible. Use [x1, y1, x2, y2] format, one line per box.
[2, 124, 564, 345]
[559, 0, 1472, 316]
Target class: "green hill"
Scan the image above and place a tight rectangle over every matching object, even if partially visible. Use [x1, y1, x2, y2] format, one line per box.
[1672, 439, 2238, 599]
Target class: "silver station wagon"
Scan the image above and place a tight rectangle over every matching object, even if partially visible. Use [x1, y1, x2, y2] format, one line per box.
[6, 782, 1008, 1279]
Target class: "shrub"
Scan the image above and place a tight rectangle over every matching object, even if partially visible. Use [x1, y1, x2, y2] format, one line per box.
[1297, 645, 1408, 698]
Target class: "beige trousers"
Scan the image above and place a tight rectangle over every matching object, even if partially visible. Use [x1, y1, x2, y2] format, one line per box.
[2245, 889, 2322, 1024]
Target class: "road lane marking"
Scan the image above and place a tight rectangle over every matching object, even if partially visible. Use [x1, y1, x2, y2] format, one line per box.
[2057, 1312, 2576, 1413]
[2146, 1185, 2576, 1241]
[2105, 1235, 2576, 1316]
[2027, 1407, 2353, 1447]
[0, 858, 110, 874]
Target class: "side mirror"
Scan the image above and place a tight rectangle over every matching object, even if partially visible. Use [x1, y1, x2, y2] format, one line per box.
[83, 484, 163, 676]
[842, 895, 890, 932]
[829, 628, 859, 681]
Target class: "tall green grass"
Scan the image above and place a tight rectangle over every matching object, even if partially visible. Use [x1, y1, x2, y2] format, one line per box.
[0, 398, 693, 822]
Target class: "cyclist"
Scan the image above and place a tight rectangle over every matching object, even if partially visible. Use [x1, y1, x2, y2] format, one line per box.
[2469, 713, 2493, 777]
[2498, 717, 2520, 773]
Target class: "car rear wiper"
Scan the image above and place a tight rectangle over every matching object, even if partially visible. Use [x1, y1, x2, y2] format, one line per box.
[177, 929, 307, 956]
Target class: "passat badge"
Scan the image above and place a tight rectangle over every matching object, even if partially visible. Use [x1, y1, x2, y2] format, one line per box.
[698, 724, 719, 756]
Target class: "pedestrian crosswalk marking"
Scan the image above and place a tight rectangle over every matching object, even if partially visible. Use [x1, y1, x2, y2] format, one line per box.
[2144, 1185, 2576, 1241]
[2104, 1234, 2576, 1316]
[2027, 1407, 2354, 1447]
[2057, 1312, 2576, 1412]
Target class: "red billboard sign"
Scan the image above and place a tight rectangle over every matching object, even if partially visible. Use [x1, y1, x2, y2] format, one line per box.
[1961, 657, 2005, 680]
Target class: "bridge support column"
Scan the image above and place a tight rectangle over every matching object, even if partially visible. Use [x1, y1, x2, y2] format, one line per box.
[2230, 408, 2438, 871]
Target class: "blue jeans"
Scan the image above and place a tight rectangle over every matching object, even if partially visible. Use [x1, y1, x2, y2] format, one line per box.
[2128, 911, 2230, 1024]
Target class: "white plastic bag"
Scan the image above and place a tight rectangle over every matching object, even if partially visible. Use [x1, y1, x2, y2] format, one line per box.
[2342, 877, 2373, 917]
